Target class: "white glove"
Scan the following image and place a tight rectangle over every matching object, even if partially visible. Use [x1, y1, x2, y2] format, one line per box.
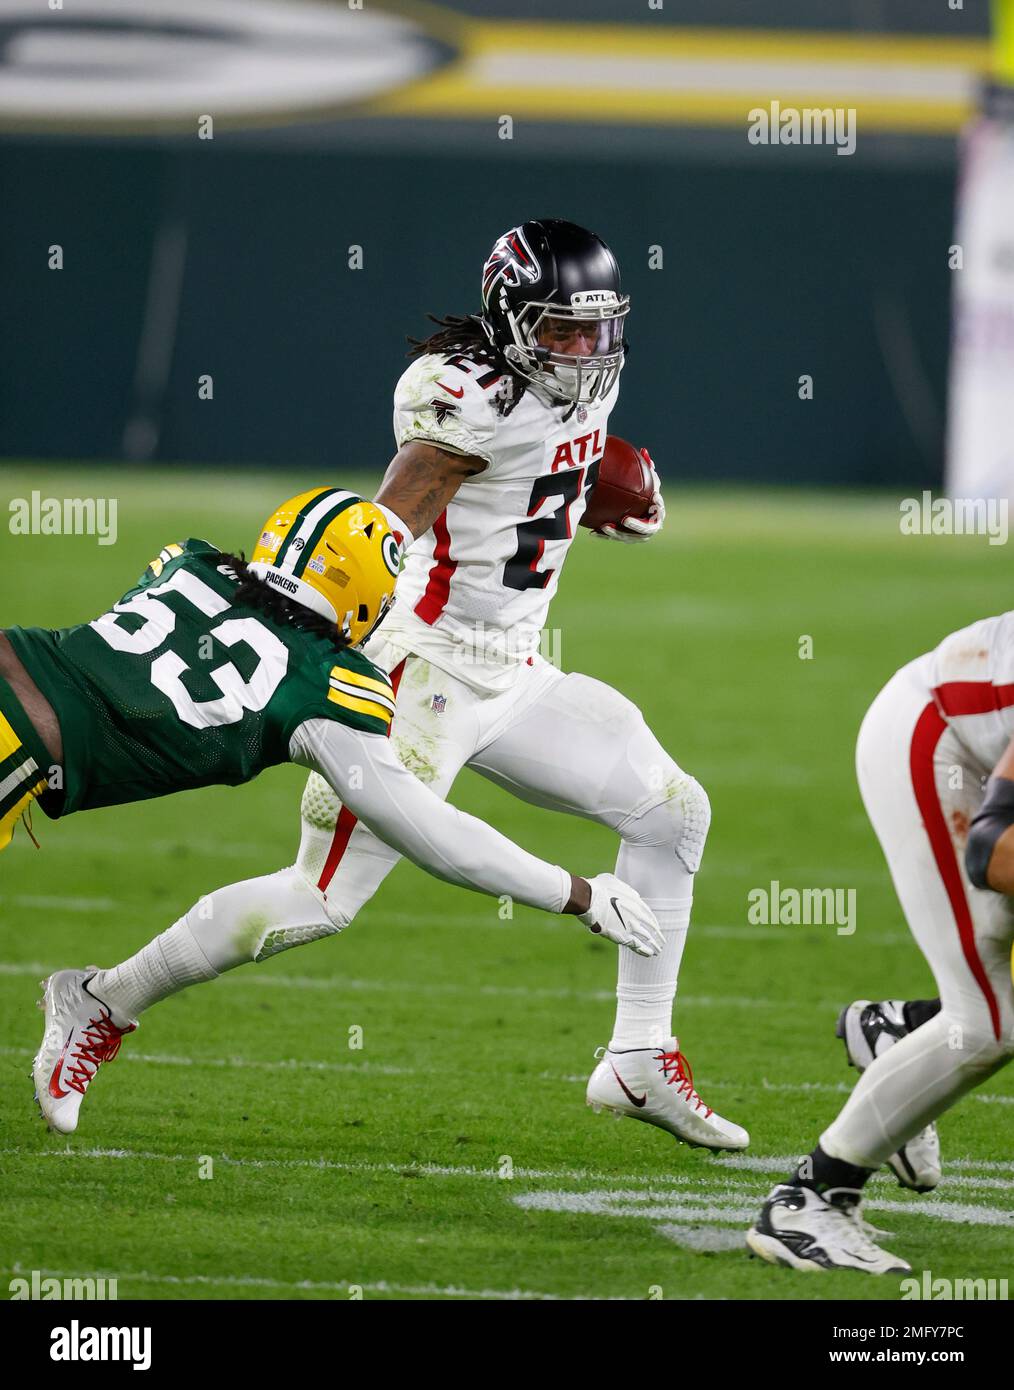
[578, 872, 663, 957]
[590, 448, 666, 544]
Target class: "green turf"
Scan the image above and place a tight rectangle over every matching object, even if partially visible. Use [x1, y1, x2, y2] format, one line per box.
[1, 466, 1011, 1301]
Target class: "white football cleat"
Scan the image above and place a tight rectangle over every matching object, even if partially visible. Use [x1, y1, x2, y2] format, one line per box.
[586, 1038, 749, 1151]
[32, 968, 136, 1135]
[837, 999, 941, 1192]
[746, 1183, 911, 1274]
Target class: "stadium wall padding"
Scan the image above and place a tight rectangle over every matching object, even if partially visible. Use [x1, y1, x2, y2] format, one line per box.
[0, 138, 955, 488]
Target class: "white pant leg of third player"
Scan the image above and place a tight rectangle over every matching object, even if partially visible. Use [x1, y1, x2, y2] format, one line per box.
[468, 667, 748, 1151]
[821, 659, 1014, 1169]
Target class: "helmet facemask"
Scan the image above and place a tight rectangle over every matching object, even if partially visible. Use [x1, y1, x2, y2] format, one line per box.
[497, 292, 629, 405]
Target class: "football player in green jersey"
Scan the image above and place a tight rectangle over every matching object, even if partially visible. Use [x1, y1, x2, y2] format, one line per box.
[0, 487, 661, 1133]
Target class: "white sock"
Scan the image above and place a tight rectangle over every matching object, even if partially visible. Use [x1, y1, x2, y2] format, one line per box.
[90, 918, 218, 1022]
[609, 840, 693, 1050]
[610, 907, 691, 1049]
[90, 865, 339, 1020]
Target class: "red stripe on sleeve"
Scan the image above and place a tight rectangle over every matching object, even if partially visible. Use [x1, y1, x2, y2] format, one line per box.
[414, 509, 457, 626]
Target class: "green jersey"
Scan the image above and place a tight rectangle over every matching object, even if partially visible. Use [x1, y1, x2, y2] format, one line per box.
[6, 539, 396, 818]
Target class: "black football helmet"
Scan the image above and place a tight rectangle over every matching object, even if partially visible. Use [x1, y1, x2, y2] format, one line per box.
[479, 219, 629, 405]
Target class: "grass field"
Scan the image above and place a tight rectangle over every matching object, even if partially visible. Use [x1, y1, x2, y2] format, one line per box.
[1, 466, 1012, 1302]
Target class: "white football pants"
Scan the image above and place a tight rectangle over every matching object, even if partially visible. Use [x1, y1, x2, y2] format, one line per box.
[821, 658, 1014, 1168]
[233, 633, 709, 1050]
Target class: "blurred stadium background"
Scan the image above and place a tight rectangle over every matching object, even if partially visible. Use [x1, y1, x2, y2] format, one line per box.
[0, 0, 1006, 490]
[3, 0, 1014, 1308]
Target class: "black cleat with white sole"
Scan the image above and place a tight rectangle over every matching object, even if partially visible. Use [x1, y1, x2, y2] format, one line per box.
[746, 1183, 911, 1275]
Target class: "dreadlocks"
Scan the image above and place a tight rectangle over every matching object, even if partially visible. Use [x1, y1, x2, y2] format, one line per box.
[217, 552, 349, 651]
[407, 313, 528, 416]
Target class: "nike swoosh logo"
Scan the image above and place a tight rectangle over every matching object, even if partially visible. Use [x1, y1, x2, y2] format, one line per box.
[610, 1062, 647, 1108]
[437, 381, 464, 398]
[48, 1029, 73, 1099]
[609, 897, 632, 941]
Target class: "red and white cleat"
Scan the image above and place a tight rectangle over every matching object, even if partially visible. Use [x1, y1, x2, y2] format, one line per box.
[586, 1036, 749, 1151]
[32, 968, 136, 1135]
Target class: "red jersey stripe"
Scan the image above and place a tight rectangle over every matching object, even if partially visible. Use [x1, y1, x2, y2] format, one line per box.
[414, 509, 456, 625]
[909, 701, 1001, 1041]
[932, 680, 1014, 718]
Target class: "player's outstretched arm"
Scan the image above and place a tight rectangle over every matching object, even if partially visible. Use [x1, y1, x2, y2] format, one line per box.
[374, 439, 486, 541]
[967, 732, 1014, 894]
[290, 718, 662, 957]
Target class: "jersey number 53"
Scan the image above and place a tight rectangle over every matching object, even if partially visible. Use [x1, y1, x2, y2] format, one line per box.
[89, 568, 289, 729]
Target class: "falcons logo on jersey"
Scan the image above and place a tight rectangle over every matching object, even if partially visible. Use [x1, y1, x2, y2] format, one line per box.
[429, 397, 460, 425]
[481, 226, 541, 309]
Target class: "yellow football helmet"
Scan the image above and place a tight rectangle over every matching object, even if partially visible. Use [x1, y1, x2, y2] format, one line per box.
[249, 487, 401, 646]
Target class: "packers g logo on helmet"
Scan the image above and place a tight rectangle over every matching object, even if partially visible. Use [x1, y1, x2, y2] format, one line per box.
[248, 487, 400, 646]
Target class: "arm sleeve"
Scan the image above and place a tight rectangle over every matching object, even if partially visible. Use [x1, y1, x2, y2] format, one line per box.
[289, 718, 571, 914]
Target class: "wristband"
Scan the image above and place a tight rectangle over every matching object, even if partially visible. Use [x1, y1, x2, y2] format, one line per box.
[966, 775, 1014, 890]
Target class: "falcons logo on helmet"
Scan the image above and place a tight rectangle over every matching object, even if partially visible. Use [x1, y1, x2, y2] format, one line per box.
[481, 226, 541, 308]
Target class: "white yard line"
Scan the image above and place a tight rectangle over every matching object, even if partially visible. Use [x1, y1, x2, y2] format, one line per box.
[3, 1265, 611, 1302]
[2, 1033, 1011, 1109]
[0, 896, 117, 913]
[514, 1189, 1014, 1229]
[0, 960, 810, 1007]
[710, 1152, 1014, 1175]
[3, 1146, 1012, 1194]
[0, 1045, 412, 1077]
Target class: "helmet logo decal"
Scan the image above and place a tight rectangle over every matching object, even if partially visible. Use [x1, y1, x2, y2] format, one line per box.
[381, 533, 402, 577]
[571, 290, 618, 307]
[481, 226, 541, 308]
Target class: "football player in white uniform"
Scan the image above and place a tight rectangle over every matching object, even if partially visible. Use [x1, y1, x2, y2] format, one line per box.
[83, 220, 747, 1151]
[747, 611, 1014, 1273]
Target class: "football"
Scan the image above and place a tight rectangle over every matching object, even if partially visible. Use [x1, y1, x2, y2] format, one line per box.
[580, 434, 655, 531]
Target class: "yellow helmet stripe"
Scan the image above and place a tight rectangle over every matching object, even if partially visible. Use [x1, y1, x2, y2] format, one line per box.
[278, 490, 360, 579]
[273, 487, 341, 572]
[291, 496, 363, 581]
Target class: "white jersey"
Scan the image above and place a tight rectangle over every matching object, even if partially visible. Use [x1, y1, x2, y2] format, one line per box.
[382, 350, 617, 688]
[923, 611, 1014, 771]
